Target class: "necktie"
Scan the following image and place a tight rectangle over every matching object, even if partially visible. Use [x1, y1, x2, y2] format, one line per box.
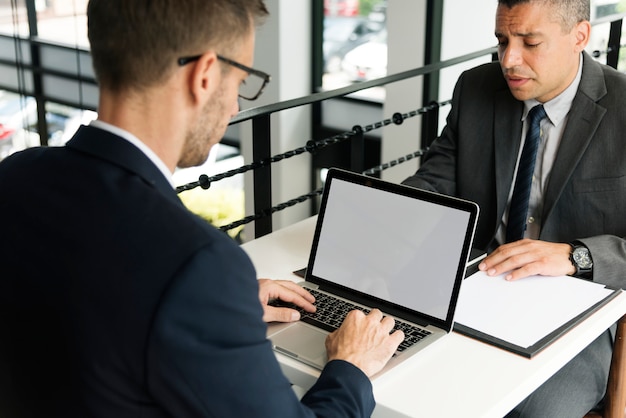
[505, 104, 547, 243]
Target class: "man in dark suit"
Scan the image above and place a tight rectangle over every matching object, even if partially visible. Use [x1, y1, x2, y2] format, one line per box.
[0, 0, 404, 417]
[403, 0, 626, 416]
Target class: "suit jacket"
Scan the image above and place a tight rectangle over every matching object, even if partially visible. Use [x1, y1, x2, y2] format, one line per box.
[0, 126, 374, 417]
[403, 52, 626, 289]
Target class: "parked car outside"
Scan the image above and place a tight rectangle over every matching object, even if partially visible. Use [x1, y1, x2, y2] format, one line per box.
[324, 0, 359, 17]
[324, 16, 383, 73]
[341, 28, 387, 81]
[0, 90, 97, 160]
[0, 92, 37, 160]
[43, 103, 97, 147]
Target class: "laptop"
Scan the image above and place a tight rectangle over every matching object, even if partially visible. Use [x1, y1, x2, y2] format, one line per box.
[267, 168, 479, 376]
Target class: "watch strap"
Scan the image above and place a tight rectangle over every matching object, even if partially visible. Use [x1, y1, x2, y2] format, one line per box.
[569, 241, 593, 279]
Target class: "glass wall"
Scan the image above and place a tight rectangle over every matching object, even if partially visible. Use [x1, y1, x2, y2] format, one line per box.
[0, 0, 246, 236]
[588, 0, 626, 70]
[1, 0, 625, 160]
[0, 0, 87, 45]
[320, 0, 626, 106]
[0, 89, 95, 160]
[0, 0, 95, 161]
[322, 0, 387, 100]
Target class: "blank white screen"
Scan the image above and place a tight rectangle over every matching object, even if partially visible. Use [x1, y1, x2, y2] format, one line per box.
[311, 178, 470, 321]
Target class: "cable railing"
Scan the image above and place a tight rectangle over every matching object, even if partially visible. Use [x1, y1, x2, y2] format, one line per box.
[209, 102, 446, 234]
[1, 12, 624, 240]
[201, 46, 499, 239]
[177, 13, 623, 240]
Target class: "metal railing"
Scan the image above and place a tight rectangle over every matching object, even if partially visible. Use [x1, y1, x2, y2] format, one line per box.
[221, 46, 499, 238]
[197, 13, 624, 239]
[2, 12, 624, 239]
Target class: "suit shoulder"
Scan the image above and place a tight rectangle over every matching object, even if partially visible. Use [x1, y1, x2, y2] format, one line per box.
[456, 61, 507, 93]
[462, 61, 504, 80]
[600, 62, 626, 89]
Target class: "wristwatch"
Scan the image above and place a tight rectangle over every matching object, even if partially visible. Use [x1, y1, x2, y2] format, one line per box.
[569, 242, 593, 278]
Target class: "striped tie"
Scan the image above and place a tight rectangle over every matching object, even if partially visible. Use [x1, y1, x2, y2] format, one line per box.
[505, 105, 547, 243]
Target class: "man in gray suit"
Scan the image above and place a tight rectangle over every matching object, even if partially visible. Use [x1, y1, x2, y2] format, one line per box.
[403, 0, 626, 416]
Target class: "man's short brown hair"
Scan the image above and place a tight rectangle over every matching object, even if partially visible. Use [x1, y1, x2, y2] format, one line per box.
[87, 0, 268, 92]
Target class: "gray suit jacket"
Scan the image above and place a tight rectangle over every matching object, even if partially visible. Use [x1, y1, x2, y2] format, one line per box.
[403, 52, 626, 289]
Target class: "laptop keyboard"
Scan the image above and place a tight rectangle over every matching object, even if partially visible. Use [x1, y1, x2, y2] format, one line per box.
[270, 288, 431, 352]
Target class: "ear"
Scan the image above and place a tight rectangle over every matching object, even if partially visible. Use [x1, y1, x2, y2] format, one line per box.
[573, 20, 591, 52]
[187, 52, 220, 104]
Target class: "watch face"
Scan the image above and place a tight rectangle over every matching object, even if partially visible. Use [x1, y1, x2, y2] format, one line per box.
[573, 248, 593, 268]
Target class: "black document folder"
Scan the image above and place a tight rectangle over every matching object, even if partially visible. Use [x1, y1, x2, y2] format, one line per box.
[454, 269, 621, 358]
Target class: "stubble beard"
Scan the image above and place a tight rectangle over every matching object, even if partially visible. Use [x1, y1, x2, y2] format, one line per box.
[178, 87, 226, 169]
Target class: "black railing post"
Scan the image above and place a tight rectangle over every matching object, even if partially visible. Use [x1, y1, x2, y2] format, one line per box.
[607, 18, 623, 69]
[252, 114, 272, 238]
[350, 126, 365, 173]
[25, 0, 48, 146]
[420, 101, 440, 160]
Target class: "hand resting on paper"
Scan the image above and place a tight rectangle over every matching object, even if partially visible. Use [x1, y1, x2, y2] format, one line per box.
[478, 239, 576, 281]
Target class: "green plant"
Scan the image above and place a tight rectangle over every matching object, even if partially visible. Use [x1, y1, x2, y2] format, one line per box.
[179, 187, 245, 240]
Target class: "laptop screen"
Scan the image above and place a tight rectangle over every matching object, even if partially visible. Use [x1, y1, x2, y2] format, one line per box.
[309, 172, 476, 323]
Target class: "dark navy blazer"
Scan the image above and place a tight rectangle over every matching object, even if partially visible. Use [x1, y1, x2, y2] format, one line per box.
[0, 125, 373, 417]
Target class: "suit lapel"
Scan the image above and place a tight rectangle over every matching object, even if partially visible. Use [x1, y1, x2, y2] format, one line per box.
[541, 55, 607, 226]
[494, 90, 524, 225]
[66, 125, 182, 206]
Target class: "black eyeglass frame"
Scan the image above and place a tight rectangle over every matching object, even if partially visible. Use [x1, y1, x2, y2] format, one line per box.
[177, 54, 271, 101]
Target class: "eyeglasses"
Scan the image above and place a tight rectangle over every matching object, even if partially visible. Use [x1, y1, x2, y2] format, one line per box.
[177, 54, 271, 101]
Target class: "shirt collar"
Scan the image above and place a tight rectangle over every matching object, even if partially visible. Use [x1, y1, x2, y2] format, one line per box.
[89, 120, 175, 188]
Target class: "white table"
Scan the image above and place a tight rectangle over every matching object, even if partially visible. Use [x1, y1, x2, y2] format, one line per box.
[241, 217, 626, 418]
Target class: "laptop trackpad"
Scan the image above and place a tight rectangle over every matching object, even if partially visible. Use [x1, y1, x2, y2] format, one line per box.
[271, 323, 328, 370]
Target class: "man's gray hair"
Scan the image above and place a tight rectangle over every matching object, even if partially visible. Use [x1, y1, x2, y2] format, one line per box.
[498, 0, 590, 31]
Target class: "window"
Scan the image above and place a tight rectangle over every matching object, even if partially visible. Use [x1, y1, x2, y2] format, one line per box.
[0, 89, 36, 160]
[0, 0, 27, 36]
[587, 0, 626, 71]
[0, 0, 87, 45]
[0, 0, 96, 160]
[0, 89, 97, 161]
[33, 0, 89, 47]
[322, 0, 387, 101]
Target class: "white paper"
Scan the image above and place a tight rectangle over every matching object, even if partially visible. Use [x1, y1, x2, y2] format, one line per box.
[455, 271, 615, 348]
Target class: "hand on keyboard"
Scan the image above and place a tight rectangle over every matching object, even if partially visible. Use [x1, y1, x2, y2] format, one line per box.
[269, 288, 431, 355]
[258, 279, 316, 323]
[326, 308, 404, 378]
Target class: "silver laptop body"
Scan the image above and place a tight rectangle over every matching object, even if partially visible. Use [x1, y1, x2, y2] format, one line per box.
[267, 168, 479, 376]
